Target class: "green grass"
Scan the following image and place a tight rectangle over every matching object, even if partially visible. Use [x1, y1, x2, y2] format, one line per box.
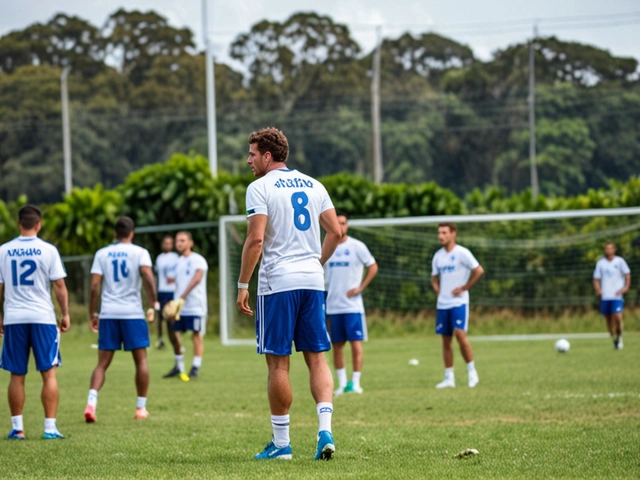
[2, 326, 639, 479]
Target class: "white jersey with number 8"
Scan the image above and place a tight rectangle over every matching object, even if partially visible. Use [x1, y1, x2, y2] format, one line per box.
[91, 242, 152, 319]
[245, 168, 334, 295]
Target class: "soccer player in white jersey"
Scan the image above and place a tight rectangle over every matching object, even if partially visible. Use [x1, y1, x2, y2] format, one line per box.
[163, 231, 208, 381]
[430, 223, 484, 389]
[84, 216, 158, 422]
[324, 212, 378, 395]
[155, 235, 179, 350]
[237, 127, 342, 461]
[593, 242, 631, 350]
[0, 206, 70, 440]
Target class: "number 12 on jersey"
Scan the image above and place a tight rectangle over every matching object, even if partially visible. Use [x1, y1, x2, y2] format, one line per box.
[11, 259, 37, 286]
[291, 192, 311, 231]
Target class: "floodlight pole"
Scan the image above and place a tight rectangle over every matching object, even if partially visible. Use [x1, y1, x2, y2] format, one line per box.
[202, 0, 218, 177]
[528, 24, 539, 202]
[371, 25, 383, 184]
[61, 66, 72, 196]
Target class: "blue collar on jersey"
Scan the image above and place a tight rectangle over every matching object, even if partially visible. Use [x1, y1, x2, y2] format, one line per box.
[277, 168, 292, 172]
[17, 236, 37, 242]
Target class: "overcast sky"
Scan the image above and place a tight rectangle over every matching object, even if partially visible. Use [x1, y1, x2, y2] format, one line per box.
[2, 0, 640, 68]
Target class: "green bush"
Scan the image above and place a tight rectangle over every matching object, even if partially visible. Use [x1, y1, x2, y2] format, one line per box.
[0, 195, 27, 243]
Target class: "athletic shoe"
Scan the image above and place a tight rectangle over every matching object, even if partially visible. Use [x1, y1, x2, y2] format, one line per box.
[7, 429, 25, 440]
[333, 386, 346, 396]
[134, 407, 149, 419]
[436, 378, 456, 389]
[43, 431, 65, 439]
[314, 430, 335, 460]
[468, 370, 479, 388]
[179, 373, 190, 382]
[343, 381, 363, 394]
[189, 366, 199, 378]
[163, 366, 180, 378]
[84, 404, 96, 423]
[254, 440, 293, 460]
[616, 337, 624, 350]
[155, 339, 165, 349]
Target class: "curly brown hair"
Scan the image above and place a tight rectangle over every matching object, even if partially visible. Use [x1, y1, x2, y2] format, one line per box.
[248, 127, 289, 163]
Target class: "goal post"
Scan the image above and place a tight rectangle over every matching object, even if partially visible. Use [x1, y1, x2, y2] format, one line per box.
[219, 207, 640, 346]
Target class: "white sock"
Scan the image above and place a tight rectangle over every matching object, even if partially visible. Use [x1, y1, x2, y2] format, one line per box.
[11, 415, 23, 431]
[352, 371, 362, 388]
[192, 356, 202, 368]
[136, 397, 147, 409]
[445, 367, 454, 381]
[176, 355, 185, 373]
[271, 414, 290, 448]
[336, 368, 347, 388]
[467, 361, 476, 373]
[44, 418, 57, 434]
[317, 402, 333, 433]
[87, 389, 98, 407]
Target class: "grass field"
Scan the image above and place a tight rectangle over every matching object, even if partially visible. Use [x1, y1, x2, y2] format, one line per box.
[1, 326, 639, 479]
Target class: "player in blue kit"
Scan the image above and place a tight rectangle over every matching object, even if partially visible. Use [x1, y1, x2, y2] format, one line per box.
[0, 205, 70, 439]
[237, 127, 342, 461]
[431, 223, 484, 389]
[84, 216, 158, 422]
[593, 242, 631, 350]
[324, 212, 378, 395]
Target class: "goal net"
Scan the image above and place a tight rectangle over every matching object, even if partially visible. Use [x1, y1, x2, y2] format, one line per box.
[219, 207, 640, 345]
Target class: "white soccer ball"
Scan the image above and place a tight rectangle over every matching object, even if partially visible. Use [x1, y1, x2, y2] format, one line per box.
[408, 358, 419, 366]
[555, 339, 570, 353]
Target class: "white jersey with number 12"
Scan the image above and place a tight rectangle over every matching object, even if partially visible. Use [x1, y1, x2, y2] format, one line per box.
[245, 168, 334, 295]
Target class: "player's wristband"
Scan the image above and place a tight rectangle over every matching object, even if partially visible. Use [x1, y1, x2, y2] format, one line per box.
[238, 282, 249, 289]
[154, 301, 161, 311]
[91, 312, 99, 318]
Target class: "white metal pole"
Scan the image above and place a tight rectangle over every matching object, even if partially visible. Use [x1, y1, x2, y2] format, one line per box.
[371, 25, 383, 184]
[202, 0, 218, 177]
[61, 66, 72, 196]
[528, 25, 539, 201]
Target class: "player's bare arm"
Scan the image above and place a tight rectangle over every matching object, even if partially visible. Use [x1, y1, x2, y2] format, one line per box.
[88, 273, 102, 333]
[430, 275, 440, 296]
[452, 265, 485, 296]
[53, 278, 70, 333]
[0, 282, 4, 337]
[178, 269, 204, 301]
[593, 278, 602, 296]
[140, 265, 158, 322]
[346, 262, 379, 298]
[237, 214, 267, 316]
[615, 273, 631, 296]
[319, 209, 341, 266]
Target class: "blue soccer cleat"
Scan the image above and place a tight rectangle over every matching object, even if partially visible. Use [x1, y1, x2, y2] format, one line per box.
[254, 439, 292, 460]
[42, 431, 65, 440]
[7, 429, 25, 440]
[314, 430, 335, 460]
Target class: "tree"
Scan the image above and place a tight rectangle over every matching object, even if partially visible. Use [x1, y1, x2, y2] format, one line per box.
[102, 9, 195, 85]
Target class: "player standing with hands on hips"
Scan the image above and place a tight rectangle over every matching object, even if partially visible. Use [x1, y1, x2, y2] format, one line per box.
[324, 212, 378, 395]
[431, 223, 484, 389]
[237, 127, 342, 461]
[0, 206, 70, 439]
[593, 242, 631, 350]
[84, 216, 158, 422]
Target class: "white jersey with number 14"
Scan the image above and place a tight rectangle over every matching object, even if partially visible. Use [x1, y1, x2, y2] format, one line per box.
[246, 168, 334, 296]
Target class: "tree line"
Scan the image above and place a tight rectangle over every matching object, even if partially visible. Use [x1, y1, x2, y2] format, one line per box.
[1, 9, 639, 204]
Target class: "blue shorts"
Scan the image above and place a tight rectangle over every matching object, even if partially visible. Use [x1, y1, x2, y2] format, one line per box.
[172, 315, 205, 333]
[601, 300, 624, 315]
[436, 305, 469, 336]
[256, 290, 331, 355]
[328, 313, 366, 343]
[158, 291, 175, 309]
[99, 319, 150, 351]
[0, 324, 61, 375]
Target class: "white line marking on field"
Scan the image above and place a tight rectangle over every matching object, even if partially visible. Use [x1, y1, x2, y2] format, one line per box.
[471, 333, 609, 342]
